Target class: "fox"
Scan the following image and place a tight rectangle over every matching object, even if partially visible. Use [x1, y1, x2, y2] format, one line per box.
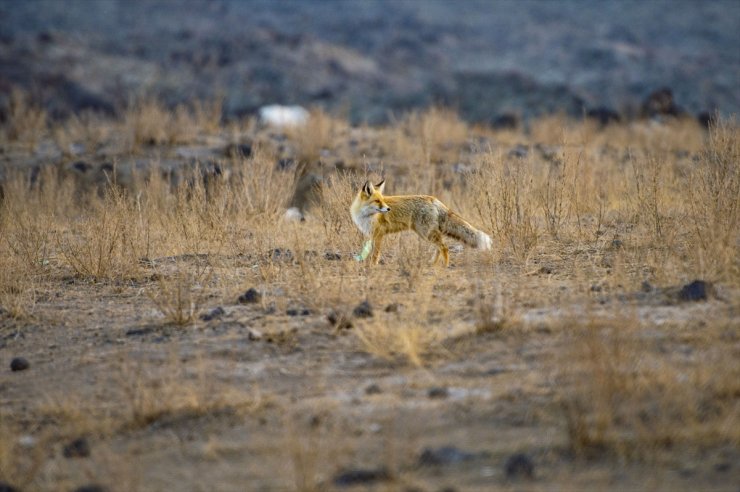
[350, 180, 492, 266]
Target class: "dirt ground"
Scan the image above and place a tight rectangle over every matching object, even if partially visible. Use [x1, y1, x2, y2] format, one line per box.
[2, 255, 738, 491]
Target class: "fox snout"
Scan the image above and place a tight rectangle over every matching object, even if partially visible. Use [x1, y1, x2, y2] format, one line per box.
[378, 206, 390, 213]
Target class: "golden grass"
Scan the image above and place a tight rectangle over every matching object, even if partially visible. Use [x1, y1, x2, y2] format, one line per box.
[0, 98, 738, 488]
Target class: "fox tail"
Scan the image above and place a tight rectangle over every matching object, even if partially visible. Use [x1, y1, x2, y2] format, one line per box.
[442, 212, 492, 250]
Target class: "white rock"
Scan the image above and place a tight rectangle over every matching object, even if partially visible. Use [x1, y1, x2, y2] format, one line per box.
[258, 105, 310, 128]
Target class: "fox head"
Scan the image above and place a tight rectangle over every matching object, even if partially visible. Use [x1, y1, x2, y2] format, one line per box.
[358, 180, 390, 214]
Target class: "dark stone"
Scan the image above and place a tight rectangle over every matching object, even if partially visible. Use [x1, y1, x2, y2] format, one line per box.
[72, 161, 92, 173]
[125, 327, 155, 337]
[384, 303, 400, 313]
[225, 143, 252, 158]
[277, 158, 295, 171]
[352, 301, 373, 318]
[269, 248, 294, 261]
[37, 31, 53, 44]
[610, 239, 624, 249]
[641, 281, 653, 293]
[238, 288, 261, 304]
[714, 461, 731, 472]
[508, 144, 529, 159]
[641, 87, 684, 118]
[418, 446, 478, 466]
[73, 486, 107, 492]
[200, 306, 225, 321]
[10, 357, 29, 372]
[286, 307, 310, 316]
[678, 280, 714, 302]
[328, 311, 353, 330]
[697, 111, 718, 129]
[365, 383, 382, 395]
[504, 453, 534, 479]
[427, 387, 449, 399]
[63, 437, 91, 458]
[333, 467, 391, 486]
[490, 113, 519, 130]
[586, 106, 621, 126]
[325, 252, 342, 261]
[0, 483, 20, 492]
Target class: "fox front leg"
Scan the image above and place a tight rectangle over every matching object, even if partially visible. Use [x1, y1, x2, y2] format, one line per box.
[354, 240, 373, 261]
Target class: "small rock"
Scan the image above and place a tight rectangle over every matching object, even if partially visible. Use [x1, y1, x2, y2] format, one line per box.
[0, 482, 20, 492]
[325, 252, 342, 261]
[125, 327, 154, 337]
[641, 281, 654, 292]
[71, 161, 92, 173]
[418, 446, 478, 466]
[277, 157, 295, 170]
[328, 310, 353, 330]
[333, 467, 391, 486]
[642, 87, 681, 117]
[365, 384, 382, 395]
[384, 303, 400, 313]
[697, 111, 718, 129]
[63, 437, 91, 458]
[678, 280, 714, 302]
[73, 486, 107, 492]
[352, 301, 373, 318]
[200, 306, 225, 321]
[586, 106, 621, 126]
[491, 113, 519, 130]
[18, 435, 37, 448]
[504, 453, 534, 479]
[10, 357, 29, 372]
[507, 144, 528, 159]
[714, 461, 731, 472]
[427, 387, 449, 399]
[225, 142, 252, 158]
[247, 329, 263, 341]
[238, 288, 261, 304]
[269, 248, 293, 261]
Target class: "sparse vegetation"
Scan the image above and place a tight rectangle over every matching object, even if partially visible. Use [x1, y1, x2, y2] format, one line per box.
[0, 100, 737, 490]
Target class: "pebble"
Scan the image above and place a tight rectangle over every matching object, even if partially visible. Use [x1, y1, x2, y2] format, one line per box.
[63, 437, 91, 458]
[238, 288, 261, 304]
[10, 357, 29, 372]
[504, 453, 535, 479]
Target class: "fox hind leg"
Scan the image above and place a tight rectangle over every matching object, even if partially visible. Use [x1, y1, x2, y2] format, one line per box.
[427, 230, 449, 267]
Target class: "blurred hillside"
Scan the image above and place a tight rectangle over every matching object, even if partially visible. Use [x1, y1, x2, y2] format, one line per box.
[1, 0, 738, 123]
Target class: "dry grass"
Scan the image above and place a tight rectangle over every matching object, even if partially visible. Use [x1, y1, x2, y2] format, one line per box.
[0, 101, 738, 489]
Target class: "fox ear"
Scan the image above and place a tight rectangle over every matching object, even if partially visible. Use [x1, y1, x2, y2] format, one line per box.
[362, 180, 373, 195]
[375, 179, 385, 193]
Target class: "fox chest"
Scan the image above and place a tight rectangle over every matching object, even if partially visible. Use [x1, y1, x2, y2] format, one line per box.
[352, 212, 376, 237]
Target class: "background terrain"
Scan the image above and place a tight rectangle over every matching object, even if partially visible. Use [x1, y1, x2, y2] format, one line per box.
[1, 0, 739, 123]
